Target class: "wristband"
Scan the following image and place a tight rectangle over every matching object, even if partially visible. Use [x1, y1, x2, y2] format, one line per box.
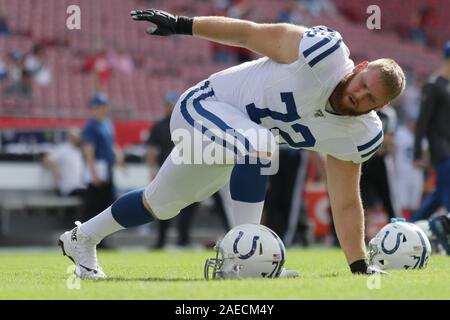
[175, 16, 194, 35]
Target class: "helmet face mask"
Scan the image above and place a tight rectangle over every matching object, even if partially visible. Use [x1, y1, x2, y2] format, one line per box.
[368, 221, 432, 270]
[204, 245, 223, 280]
[204, 224, 286, 279]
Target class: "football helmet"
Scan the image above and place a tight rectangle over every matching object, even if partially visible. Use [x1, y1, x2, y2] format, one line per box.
[369, 219, 431, 270]
[204, 224, 286, 279]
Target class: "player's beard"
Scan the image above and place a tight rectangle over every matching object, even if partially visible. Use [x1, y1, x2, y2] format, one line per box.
[330, 72, 368, 117]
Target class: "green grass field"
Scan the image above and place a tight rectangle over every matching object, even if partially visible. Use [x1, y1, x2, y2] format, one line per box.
[0, 248, 449, 300]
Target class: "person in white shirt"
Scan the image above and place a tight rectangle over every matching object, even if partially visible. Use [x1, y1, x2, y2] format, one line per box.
[59, 9, 406, 279]
[43, 128, 85, 196]
[395, 119, 424, 214]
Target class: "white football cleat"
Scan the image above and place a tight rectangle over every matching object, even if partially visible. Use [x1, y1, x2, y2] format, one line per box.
[59, 222, 107, 280]
[279, 268, 300, 278]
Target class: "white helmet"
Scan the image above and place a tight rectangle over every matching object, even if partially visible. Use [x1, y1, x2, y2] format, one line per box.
[204, 224, 286, 279]
[369, 218, 431, 270]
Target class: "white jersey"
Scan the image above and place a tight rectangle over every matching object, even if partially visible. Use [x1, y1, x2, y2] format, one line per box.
[209, 26, 383, 163]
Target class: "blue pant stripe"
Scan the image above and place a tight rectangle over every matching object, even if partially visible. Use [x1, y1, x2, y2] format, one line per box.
[180, 81, 253, 157]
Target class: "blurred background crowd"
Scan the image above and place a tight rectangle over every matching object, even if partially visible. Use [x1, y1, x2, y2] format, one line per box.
[0, 0, 449, 250]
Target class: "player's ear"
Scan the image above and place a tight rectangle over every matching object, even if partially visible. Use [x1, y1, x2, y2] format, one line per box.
[353, 61, 369, 73]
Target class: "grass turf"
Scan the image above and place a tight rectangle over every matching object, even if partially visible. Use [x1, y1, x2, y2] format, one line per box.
[0, 248, 449, 299]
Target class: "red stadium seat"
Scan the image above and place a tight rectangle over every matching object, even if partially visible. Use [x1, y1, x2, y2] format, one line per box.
[0, 0, 446, 119]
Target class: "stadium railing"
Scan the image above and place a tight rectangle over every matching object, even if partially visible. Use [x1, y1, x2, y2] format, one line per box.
[0, 162, 149, 235]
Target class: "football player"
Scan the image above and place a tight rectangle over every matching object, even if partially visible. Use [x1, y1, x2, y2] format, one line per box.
[59, 9, 406, 279]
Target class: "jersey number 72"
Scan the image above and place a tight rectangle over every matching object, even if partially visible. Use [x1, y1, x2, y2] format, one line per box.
[246, 92, 316, 148]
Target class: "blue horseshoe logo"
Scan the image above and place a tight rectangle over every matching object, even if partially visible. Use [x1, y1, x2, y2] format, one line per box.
[381, 230, 404, 255]
[233, 231, 260, 260]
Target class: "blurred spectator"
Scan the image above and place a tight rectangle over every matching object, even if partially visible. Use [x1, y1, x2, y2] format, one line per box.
[3, 49, 32, 99]
[227, 0, 251, 19]
[408, 3, 439, 47]
[213, 0, 231, 12]
[24, 44, 51, 86]
[211, 0, 253, 64]
[3, 69, 33, 100]
[360, 106, 399, 220]
[235, 47, 253, 63]
[0, 58, 7, 80]
[395, 118, 424, 217]
[146, 91, 198, 248]
[211, 43, 234, 64]
[107, 48, 135, 75]
[147, 91, 178, 175]
[82, 93, 123, 221]
[3, 48, 32, 99]
[277, 1, 309, 25]
[0, 9, 11, 36]
[3, 69, 33, 99]
[264, 147, 309, 247]
[42, 128, 86, 197]
[299, 0, 337, 17]
[397, 71, 421, 122]
[5, 49, 23, 82]
[412, 42, 450, 221]
[82, 47, 112, 90]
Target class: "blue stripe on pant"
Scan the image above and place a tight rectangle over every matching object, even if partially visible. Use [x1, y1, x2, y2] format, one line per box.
[180, 81, 254, 158]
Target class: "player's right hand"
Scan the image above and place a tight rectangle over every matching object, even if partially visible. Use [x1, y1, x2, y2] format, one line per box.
[130, 9, 179, 36]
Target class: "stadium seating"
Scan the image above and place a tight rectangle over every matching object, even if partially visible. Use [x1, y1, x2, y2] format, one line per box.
[0, 0, 446, 120]
[333, 0, 450, 48]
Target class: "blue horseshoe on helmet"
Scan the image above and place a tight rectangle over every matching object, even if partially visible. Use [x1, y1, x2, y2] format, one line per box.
[381, 230, 404, 255]
[233, 231, 260, 260]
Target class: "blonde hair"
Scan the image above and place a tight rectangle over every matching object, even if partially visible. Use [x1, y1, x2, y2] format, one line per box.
[368, 58, 406, 102]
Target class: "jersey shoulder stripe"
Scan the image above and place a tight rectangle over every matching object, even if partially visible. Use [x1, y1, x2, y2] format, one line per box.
[357, 129, 384, 160]
[360, 143, 382, 159]
[357, 130, 383, 152]
[308, 38, 342, 67]
[301, 26, 343, 68]
[303, 36, 332, 58]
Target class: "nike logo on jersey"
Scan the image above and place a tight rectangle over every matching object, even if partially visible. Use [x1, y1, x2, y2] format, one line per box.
[314, 110, 325, 118]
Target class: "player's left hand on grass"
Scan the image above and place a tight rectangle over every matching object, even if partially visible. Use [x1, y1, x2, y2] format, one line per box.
[130, 9, 193, 36]
[350, 259, 388, 275]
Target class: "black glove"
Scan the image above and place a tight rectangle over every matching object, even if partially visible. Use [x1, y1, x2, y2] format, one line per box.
[130, 9, 193, 36]
[350, 259, 388, 275]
